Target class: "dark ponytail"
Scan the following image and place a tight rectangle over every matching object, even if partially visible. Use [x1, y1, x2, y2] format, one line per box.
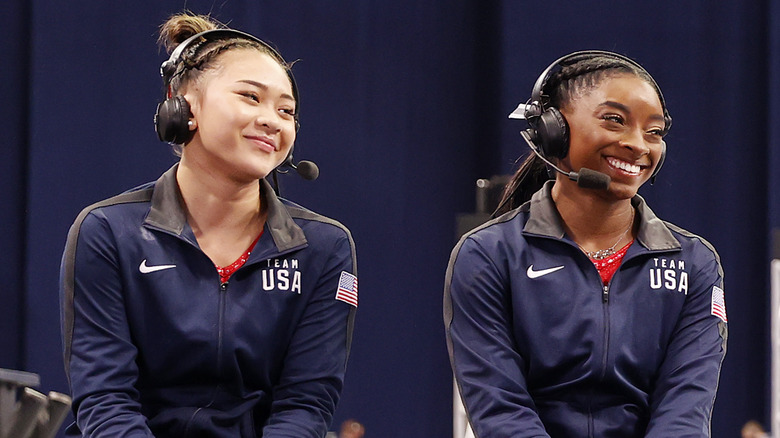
[493, 153, 550, 217]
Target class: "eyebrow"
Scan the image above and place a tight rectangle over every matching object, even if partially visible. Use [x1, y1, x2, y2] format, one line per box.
[238, 79, 295, 102]
[599, 100, 665, 123]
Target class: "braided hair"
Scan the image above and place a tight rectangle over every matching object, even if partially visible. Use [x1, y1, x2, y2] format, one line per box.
[158, 13, 293, 98]
[493, 53, 666, 216]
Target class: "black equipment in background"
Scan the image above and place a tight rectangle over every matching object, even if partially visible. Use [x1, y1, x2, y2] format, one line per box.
[455, 175, 510, 239]
[0, 368, 71, 438]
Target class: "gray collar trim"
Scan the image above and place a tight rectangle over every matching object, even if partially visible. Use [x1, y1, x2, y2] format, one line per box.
[144, 164, 307, 251]
[523, 181, 680, 251]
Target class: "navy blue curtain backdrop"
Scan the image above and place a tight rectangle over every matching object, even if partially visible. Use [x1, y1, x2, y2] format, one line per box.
[772, 2, 780, 231]
[0, 0, 31, 372]
[1, 1, 777, 436]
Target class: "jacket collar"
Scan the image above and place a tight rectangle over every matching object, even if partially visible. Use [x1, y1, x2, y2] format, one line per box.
[523, 181, 680, 251]
[144, 164, 307, 252]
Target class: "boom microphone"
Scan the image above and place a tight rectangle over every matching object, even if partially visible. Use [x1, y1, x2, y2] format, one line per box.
[520, 130, 610, 190]
[575, 167, 611, 190]
[290, 160, 320, 181]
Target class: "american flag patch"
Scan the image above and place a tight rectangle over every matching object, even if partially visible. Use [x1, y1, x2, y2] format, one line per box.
[711, 286, 727, 323]
[335, 271, 358, 307]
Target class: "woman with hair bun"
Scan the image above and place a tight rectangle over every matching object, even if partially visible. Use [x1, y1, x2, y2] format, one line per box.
[61, 13, 357, 437]
[444, 51, 726, 437]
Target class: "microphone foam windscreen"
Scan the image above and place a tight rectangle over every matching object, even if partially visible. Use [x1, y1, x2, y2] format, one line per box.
[296, 160, 320, 180]
[577, 168, 611, 190]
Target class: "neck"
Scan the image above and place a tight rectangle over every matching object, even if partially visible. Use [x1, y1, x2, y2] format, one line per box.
[551, 179, 636, 254]
[176, 156, 265, 236]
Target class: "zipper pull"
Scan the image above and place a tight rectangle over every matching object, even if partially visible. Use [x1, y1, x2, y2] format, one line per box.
[220, 282, 229, 292]
[602, 285, 609, 303]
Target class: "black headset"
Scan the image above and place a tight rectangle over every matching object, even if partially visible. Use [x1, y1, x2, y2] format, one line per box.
[154, 28, 300, 166]
[523, 50, 672, 180]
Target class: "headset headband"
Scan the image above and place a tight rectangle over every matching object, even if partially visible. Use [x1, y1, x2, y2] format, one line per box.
[524, 50, 671, 133]
[160, 28, 299, 113]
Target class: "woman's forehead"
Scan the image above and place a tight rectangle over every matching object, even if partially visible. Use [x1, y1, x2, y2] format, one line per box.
[206, 50, 292, 88]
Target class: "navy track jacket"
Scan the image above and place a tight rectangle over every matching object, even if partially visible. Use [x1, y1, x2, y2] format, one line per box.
[444, 182, 727, 438]
[61, 165, 357, 437]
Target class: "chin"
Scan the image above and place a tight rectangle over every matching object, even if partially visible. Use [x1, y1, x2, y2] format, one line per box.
[605, 182, 642, 200]
[249, 158, 285, 179]
[229, 165, 276, 183]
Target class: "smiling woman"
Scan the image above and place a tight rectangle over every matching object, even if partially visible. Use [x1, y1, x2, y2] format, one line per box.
[444, 51, 726, 438]
[180, 49, 298, 188]
[60, 12, 358, 438]
[559, 74, 665, 201]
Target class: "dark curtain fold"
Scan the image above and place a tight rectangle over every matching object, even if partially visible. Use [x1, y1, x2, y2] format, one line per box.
[0, 0, 31, 371]
[771, 0, 780, 228]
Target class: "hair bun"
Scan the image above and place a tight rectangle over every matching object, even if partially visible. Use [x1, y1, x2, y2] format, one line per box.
[158, 12, 224, 55]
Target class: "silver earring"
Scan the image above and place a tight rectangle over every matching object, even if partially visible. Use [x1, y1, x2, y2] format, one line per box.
[187, 120, 194, 128]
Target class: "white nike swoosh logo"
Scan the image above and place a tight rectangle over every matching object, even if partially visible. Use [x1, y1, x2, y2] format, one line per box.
[139, 259, 176, 274]
[527, 264, 564, 279]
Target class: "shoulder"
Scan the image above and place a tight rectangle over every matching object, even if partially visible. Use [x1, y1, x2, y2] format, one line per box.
[445, 208, 533, 287]
[451, 206, 529, 260]
[282, 199, 352, 239]
[659, 220, 724, 287]
[62, 183, 157, 289]
[280, 199, 356, 261]
[663, 221, 721, 264]
[68, 183, 155, 239]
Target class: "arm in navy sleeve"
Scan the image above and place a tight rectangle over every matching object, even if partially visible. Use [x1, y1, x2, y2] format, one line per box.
[644, 248, 727, 438]
[262, 230, 357, 438]
[444, 237, 550, 438]
[61, 211, 155, 437]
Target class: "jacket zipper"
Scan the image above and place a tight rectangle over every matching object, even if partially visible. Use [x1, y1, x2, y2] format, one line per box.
[600, 282, 611, 379]
[584, 282, 613, 438]
[587, 262, 614, 438]
[183, 280, 228, 437]
[595, 271, 622, 437]
[217, 281, 228, 377]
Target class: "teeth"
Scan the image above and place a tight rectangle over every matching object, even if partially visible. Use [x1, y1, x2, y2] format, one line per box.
[607, 158, 640, 174]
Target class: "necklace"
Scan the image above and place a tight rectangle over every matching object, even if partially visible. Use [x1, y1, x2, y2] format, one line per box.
[579, 209, 635, 261]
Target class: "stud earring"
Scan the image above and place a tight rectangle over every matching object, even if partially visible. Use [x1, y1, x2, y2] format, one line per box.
[188, 120, 196, 130]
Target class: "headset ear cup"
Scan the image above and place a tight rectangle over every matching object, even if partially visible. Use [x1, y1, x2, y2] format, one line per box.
[651, 140, 666, 181]
[155, 95, 193, 144]
[536, 107, 570, 159]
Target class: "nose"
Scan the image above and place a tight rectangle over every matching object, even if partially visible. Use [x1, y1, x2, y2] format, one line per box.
[619, 127, 650, 156]
[255, 107, 282, 132]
